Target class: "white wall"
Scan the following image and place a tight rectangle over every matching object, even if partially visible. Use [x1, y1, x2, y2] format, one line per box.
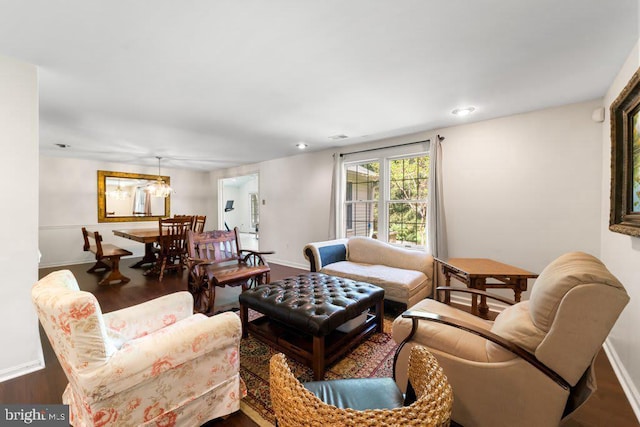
[441, 100, 603, 277]
[0, 55, 42, 381]
[210, 154, 334, 268]
[600, 40, 640, 418]
[39, 156, 215, 267]
[213, 100, 603, 277]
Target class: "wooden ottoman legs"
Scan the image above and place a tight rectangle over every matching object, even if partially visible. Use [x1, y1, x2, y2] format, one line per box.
[375, 298, 384, 333]
[240, 303, 248, 338]
[312, 336, 326, 381]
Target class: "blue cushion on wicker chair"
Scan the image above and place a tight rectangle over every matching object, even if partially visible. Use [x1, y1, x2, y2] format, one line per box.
[304, 377, 404, 410]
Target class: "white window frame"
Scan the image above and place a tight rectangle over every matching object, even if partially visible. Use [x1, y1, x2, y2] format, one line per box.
[340, 144, 429, 247]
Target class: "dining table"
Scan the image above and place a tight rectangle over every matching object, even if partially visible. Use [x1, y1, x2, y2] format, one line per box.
[113, 228, 160, 268]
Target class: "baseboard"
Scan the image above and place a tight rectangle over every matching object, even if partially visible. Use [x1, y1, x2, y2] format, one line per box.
[265, 257, 308, 271]
[39, 259, 92, 269]
[39, 253, 145, 269]
[603, 340, 640, 423]
[0, 357, 45, 383]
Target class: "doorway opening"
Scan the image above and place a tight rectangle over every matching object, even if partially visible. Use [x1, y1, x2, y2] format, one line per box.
[219, 173, 259, 251]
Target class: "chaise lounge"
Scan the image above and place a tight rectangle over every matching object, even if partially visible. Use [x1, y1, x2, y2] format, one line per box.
[304, 236, 433, 308]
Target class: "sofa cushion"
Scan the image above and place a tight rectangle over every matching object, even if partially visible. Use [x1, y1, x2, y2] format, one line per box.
[347, 236, 433, 277]
[318, 244, 347, 268]
[528, 252, 624, 332]
[304, 239, 349, 271]
[304, 377, 404, 410]
[321, 261, 428, 303]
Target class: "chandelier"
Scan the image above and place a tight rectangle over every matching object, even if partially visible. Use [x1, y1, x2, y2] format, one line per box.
[145, 156, 174, 198]
[106, 180, 129, 200]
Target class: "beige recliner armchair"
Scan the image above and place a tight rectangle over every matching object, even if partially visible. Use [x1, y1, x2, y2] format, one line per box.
[392, 252, 629, 427]
[32, 270, 245, 426]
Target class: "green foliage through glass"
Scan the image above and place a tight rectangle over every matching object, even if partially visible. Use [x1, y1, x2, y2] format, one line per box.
[388, 156, 429, 246]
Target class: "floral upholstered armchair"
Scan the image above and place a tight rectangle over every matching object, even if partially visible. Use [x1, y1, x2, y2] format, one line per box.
[32, 270, 246, 426]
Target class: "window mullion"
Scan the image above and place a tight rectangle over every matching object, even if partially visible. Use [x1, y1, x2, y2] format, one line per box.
[379, 158, 389, 243]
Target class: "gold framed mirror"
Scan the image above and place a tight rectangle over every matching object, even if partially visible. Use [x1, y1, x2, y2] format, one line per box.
[97, 170, 171, 223]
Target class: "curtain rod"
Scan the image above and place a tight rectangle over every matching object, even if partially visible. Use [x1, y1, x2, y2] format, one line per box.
[339, 135, 444, 157]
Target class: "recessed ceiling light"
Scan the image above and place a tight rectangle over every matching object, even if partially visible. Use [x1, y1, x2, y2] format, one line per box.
[55, 143, 70, 148]
[328, 134, 349, 140]
[452, 107, 475, 116]
[296, 143, 308, 149]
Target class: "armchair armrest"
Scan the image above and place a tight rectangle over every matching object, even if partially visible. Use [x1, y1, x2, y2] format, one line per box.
[239, 249, 275, 256]
[103, 291, 194, 340]
[397, 310, 570, 390]
[86, 312, 242, 397]
[187, 257, 219, 270]
[303, 239, 348, 272]
[435, 286, 516, 306]
[186, 257, 210, 266]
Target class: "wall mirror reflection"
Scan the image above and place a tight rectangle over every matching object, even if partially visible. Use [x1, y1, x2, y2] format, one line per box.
[97, 170, 171, 222]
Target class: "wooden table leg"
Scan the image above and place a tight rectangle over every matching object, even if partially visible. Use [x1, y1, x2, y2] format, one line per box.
[474, 278, 490, 319]
[442, 266, 452, 304]
[312, 335, 326, 380]
[130, 242, 158, 268]
[514, 278, 527, 302]
[98, 257, 130, 286]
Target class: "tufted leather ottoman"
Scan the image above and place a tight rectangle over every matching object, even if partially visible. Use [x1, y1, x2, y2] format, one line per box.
[239, 272, 384, 380]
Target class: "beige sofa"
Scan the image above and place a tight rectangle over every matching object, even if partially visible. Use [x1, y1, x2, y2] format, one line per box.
[303, 236, 433, 307]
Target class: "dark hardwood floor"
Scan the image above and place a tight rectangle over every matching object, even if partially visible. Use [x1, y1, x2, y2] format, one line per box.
[1, 258, 637, 426]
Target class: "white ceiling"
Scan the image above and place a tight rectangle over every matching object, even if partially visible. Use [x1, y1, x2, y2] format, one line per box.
[0, 1, 637, 171]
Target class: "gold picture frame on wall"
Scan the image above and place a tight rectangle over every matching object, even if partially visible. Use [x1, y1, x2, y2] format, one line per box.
[610, 66, 640, 237]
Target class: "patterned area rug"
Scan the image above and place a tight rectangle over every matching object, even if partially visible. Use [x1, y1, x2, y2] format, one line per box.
[239, 310, 399, 426]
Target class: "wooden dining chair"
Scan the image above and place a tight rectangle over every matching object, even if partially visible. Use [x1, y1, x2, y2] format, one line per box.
[175, 214, 206, 233]
[155, 217, 192, 281]
[193, 215, 206, 233]
[157, 215, 194, 253]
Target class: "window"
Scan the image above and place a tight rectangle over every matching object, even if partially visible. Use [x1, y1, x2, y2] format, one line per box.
[345, 162, 379, 238]
[249, 193, 259, 228]
[388, 156, 429, 246]
[343, 153, 429, 247]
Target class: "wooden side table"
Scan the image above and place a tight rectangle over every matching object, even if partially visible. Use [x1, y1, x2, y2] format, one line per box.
[435, 258, 538, 319]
